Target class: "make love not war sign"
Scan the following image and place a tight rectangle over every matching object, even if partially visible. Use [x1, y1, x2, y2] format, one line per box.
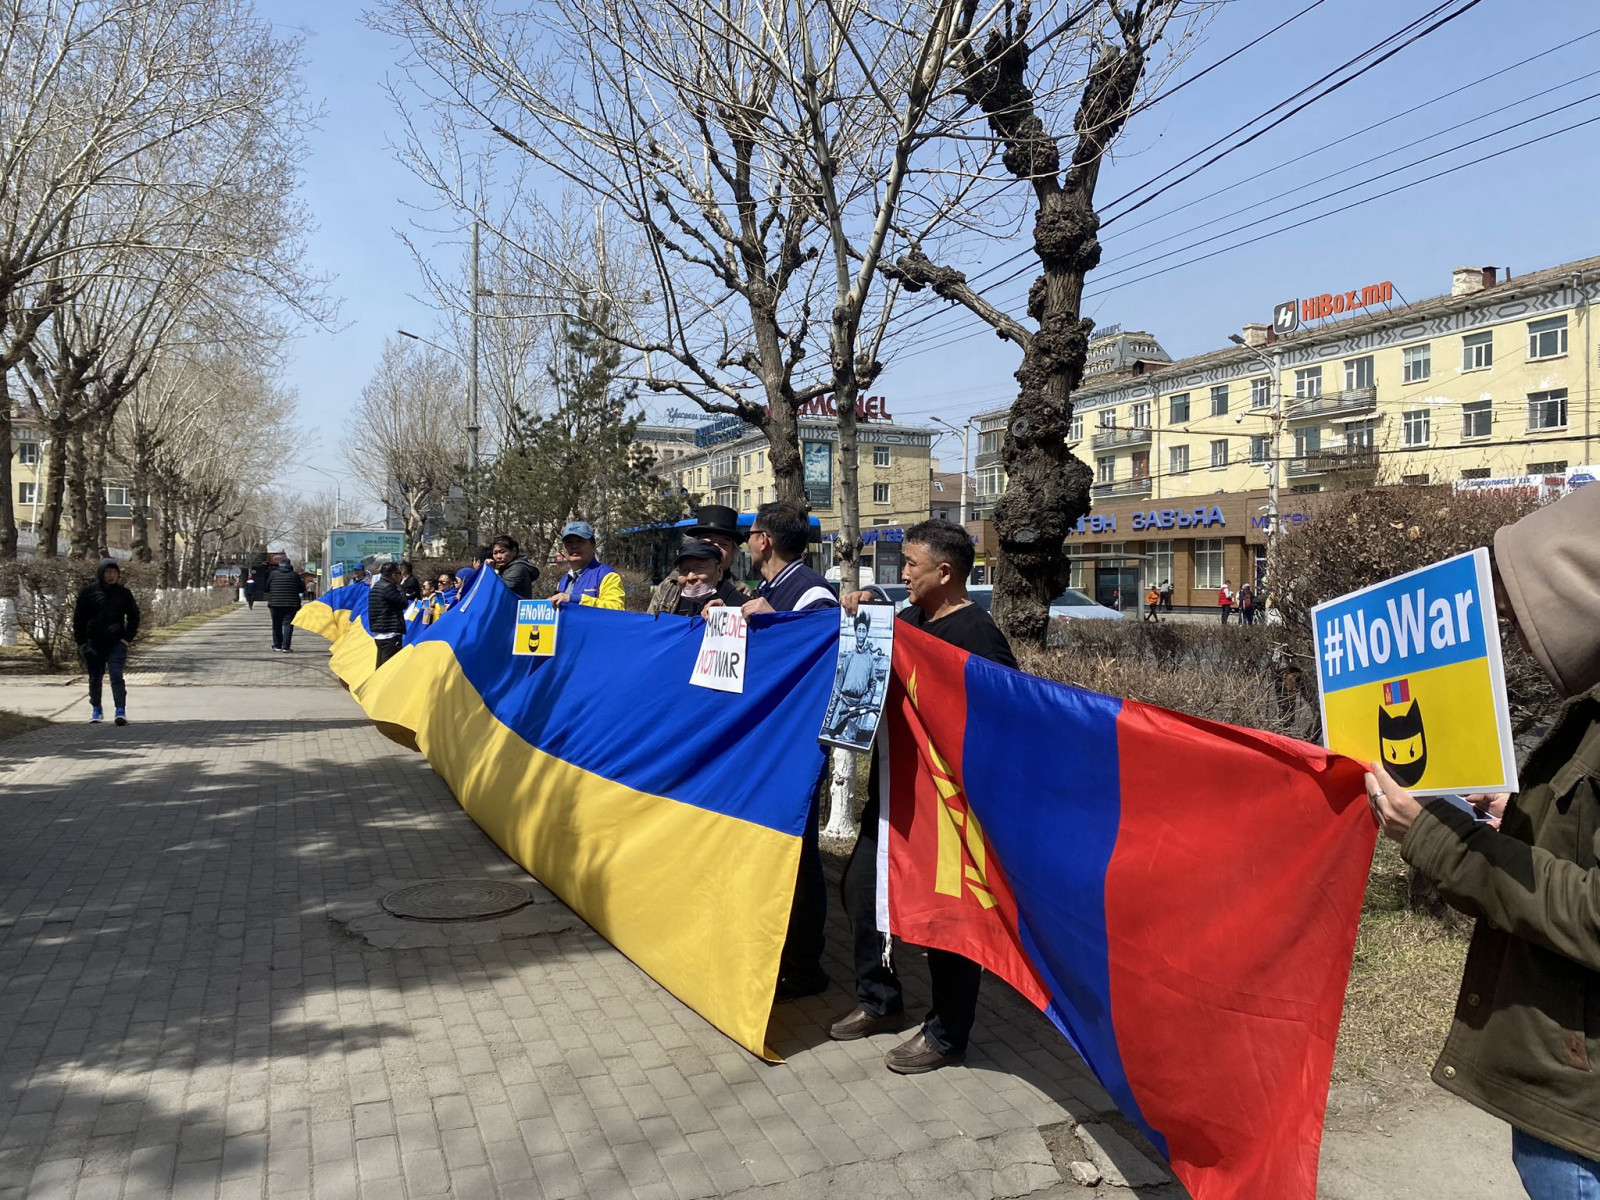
[689, 606, 749, 694]
[1311, 547, 1517, 796]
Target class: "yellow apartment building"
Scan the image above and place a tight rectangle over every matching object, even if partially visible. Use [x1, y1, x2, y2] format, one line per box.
[638, 401, 935, 584]
[8, 413, 138, 555]
[971, 254, 1599, 608]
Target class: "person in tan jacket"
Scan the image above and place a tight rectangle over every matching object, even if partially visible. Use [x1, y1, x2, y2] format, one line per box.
[1366, 482, 1600, 1198]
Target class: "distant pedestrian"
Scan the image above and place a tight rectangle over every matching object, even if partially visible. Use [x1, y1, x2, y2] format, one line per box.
[266, 555, 305, 652]
[1239, 582, 1256, 626]
[73, 559, 141, 725]
[1144, 584, 1160, 622]
[552, 521, 625, 610]
[1218, 579, 1235, 625]
[490, 534, 541, 599]
[368, 562, 409, 670]
[399, 560, 422, 602]
[1159, 578, 1173, 612]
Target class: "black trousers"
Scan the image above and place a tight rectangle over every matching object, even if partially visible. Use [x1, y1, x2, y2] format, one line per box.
[843, 793, 983, 1054]
[269, 606, 296, 649]
[778, 786, 827, 983]
[374, 637, 402, 670]
[83, 641, 128, 711]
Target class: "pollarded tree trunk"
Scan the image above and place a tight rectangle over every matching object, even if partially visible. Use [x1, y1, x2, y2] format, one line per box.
[38, 423, 69, 558]
[67, 426, 93, 558]
[0, 377, 15, 563]
[130, 437, 153, 562]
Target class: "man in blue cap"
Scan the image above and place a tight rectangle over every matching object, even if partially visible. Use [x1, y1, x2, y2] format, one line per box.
[552, 520, 625, 610]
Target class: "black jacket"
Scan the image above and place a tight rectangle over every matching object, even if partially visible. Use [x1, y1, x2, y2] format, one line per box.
[265, 563, 305, 608]
[73, 560, 141, 649]
[367, 578, 409, 637]
[495, 557, 540, 599]
[400, 573, 422, 602]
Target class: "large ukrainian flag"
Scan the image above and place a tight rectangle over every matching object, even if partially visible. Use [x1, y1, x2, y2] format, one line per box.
[353, 571, 839, 1057]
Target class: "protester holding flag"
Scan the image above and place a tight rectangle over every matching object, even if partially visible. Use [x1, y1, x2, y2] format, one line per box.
[664, 539, 745, 617]
[368, 562, 410, 669]
[490, 534, 540, 599]
[551, 521, 625, 610]
[1365, 482, 1600, 1199]
[646, 505, 752, 615]
[833, 519, 1015, 1073]
[453, 566, 475, 601]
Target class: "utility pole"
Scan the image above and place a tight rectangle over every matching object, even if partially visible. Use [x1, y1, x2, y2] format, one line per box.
[932, 416, 972, 524]
[1228, 334, 1283, 587]
[467, 218, 482, 547]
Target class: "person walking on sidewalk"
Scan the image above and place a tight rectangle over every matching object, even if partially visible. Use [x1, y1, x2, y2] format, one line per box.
[1218, 579, 1235, 625]
[266, 555, 305, 652]
[368, 562, 409, 670]
[833, 519, 1016, 1074]
[73, 559, 141, 725]
[551, 521, 625, 610]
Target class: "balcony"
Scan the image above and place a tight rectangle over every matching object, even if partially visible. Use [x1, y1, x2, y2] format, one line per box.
[708, 466, 740, 489]
[1286, 447, 1379, 479]
[1090, 425, 1153, 450]
[1092, 475, 1154, 500]
[1286, 386, 1377, 423]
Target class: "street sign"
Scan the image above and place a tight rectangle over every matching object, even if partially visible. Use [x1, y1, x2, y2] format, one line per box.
[1311, 548, 1517, 796]
[512, 599, 559, 657]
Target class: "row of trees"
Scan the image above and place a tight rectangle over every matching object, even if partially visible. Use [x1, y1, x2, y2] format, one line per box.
[372, 0, 1202, 642]
[1, 0, 329, 584]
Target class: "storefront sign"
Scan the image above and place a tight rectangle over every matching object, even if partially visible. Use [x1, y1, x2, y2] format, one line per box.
[796, 394, 893, 420]
[1130, 505, 1227, 532]
[1312, 548, 1516, 795]
[1299, 281, 1393, 325]
[693, 414, 751, 447]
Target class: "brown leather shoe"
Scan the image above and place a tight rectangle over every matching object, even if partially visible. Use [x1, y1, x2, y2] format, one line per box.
[828, 1007, 904, 1041]
[884, 1030, 964, 1074]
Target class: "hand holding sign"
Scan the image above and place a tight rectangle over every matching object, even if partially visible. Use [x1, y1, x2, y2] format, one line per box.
[513, 599, 559, 658]
[690, 606, 749, 693]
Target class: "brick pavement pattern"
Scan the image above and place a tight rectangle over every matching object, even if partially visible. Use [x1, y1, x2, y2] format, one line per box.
[0, 606, 1170, 1199]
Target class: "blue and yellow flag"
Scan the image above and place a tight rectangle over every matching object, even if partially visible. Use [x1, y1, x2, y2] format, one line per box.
[342, 572, 839, 1057]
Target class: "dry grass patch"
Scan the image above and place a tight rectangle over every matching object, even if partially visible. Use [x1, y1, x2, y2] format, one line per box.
[0, 709, 50, 741]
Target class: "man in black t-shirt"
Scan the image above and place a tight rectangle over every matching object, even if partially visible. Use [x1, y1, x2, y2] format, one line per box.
[832, 519, 1016, 1074]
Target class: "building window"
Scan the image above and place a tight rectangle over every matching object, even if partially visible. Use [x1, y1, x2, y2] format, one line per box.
[1068, 414, 1083, 442]
[1169, 444, 1189, 475]
[1168, 392, 1190, 423]
[976, 464, 1005, 496]
[742, 453, 751, 472]
[1462, 399, 1492, 439]
[1249, 434, 1269, 463]
[1069, 557, 1087, 590]
[1527, 389, 1568, 431]
[743, 488, 751, 508]
[1344, 356, 1374, 390]
[1529, 460, 1568, 475]
[1402, 473, 1430, 486]
[1294, 366, 1322, 399]
[1147, 541, 1173, 591]
[1209, 439, 1228, 469]
[1096, 455, 1116, 484]
[1402, 344, 1431, 383]
[1528, 315, 1568, 360]
[1402, 408, 1431, 446]
[1462, 330, 1493, 371]
[1131, 451, 1149, 482]
[17, 442, 38, 467]
[1344, 418, 1376, 448]
[872, 482, 890, 504]
[1210, 385, 1229, 417]
[1294, 426, 1322, 457]
[105, 486, 129, 507]
[1460, 467, 1490, 480]
[696, 468, 704, 486]
[873, 445, 890, 467]
[18, 482, 36, 506]
[1130, 400, 1151, 428]
[1250, 377, 1270, 409]
[758, 486, 765, 504]
[1194, 538, 1225, 591]
[978, 430, 1002, 455]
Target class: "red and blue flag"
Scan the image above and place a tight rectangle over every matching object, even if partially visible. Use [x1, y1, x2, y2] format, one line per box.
[880, 623, 1373, 1200]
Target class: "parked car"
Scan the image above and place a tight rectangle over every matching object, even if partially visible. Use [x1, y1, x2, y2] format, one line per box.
[1048, 588, 1124, 621]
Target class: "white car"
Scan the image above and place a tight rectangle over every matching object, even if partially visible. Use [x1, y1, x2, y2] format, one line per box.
[1048, 588, 1124, 621]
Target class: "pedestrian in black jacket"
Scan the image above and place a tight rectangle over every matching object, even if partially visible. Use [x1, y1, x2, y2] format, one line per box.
[368, 562, 410, 669]
[73, 558, 141, 725]
[489, 534, 540, 598]
[266, 556, 305, 652]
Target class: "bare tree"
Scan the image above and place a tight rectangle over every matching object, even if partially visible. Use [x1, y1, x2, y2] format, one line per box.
[882, 0, 1193, 645]
[345, 336, 467, 555]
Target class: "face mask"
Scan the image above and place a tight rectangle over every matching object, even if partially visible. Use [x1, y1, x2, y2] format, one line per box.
[682, 582, 716, 601]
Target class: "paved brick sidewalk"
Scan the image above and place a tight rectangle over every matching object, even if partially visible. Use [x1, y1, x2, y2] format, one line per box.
[0, 606, 1175, 1199]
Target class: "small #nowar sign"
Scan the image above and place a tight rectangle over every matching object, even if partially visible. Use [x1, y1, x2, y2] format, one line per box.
[1311, 547, 1516, 795]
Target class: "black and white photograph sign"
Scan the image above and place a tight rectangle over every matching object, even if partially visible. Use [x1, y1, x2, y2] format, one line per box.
[818, 605, 894, 752]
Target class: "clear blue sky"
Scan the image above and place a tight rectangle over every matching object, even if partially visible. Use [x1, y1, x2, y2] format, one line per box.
[276, 0, 1600, 498]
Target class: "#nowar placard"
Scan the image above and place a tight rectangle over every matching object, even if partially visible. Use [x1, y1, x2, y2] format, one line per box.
[1311, 547, 1517, 795]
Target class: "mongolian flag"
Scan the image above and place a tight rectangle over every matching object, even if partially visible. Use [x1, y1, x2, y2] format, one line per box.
[351, 573, 841, 1058]
[879, 622, 1373, 1200]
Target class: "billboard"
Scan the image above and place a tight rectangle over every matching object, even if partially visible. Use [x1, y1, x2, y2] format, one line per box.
[324, 529, 405, 577]
[1312, 548, 1516, 795]
[803, 441, 833, 508]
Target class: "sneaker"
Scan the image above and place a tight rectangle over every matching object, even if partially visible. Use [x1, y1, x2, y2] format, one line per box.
[114, 709, 127, 726]
[90, 708, 103, 723]
[282, 646, 294, 653]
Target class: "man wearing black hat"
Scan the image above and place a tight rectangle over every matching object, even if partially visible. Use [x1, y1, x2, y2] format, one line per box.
[646, 504, 753, 615]
[663, 540, 747, 616]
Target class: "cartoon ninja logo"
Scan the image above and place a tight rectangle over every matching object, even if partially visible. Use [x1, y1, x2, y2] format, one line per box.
[1378, 696, 1428, 787]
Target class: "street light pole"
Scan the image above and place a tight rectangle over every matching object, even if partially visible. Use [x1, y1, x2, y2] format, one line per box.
[931, 416, 972, 523]
[467, 219, 481, 546]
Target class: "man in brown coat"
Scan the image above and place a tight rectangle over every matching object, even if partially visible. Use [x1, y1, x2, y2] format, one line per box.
[645, 505, 752, 615]
[1366, 482, 1600, 1197]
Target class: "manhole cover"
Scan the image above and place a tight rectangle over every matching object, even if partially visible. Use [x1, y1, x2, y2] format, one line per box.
[381, 880, 532, 922]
